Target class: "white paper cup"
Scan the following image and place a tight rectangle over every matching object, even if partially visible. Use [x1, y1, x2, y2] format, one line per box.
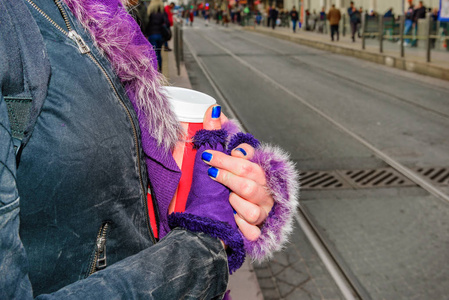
[164, 86, 217, 123]
[163, 87, 217, 214]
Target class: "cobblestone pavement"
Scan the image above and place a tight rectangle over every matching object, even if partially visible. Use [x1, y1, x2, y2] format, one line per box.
[302, 187, 449, 300]
[253, 221, 343, 300]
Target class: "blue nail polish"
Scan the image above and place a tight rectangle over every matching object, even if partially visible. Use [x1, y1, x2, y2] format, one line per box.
[234, 147, 247, 156]
[233, 208, 237, 215]
[202, 151, 213, 162]
[211, 106, 221, 119]
[208, 167, 219, 178]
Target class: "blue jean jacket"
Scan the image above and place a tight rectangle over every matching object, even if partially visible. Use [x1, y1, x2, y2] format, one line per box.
[0, 0, 228, 298]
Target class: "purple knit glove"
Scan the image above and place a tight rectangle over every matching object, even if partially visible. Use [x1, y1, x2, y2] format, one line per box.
[168, 129, 245, 273]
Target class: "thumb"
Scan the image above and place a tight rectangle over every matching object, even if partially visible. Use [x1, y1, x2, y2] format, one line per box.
[203, 105, 222, 130]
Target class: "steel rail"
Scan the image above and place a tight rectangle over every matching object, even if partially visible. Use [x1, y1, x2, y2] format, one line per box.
[183, 39, 243, 126]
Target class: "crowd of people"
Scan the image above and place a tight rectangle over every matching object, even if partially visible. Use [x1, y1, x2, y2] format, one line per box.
[259, 0, 443, 47]
[129, 0, 445, 52]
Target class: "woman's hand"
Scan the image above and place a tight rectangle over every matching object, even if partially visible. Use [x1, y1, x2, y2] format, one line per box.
[202, 105, 274, 241]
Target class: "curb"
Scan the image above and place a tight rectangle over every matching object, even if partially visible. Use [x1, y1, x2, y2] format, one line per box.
[244, 27, 449, 81]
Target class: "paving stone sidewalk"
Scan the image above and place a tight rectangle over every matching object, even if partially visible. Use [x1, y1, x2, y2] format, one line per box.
[253, 221, 343, 300]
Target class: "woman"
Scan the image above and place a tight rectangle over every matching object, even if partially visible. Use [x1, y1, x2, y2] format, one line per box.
[0, 0, 299, 298]
[145, 0, 169, 72]
[290, 6, 299, 33]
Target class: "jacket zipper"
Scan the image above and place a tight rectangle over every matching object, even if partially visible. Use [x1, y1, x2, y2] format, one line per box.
[25, 0, 156, 244]
[88, 222, 110, 276]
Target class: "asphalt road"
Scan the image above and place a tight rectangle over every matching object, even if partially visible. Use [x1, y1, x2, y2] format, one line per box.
[182, 20, 449, 300]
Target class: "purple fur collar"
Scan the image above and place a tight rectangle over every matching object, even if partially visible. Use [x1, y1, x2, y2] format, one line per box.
[62, 0, 181, 150]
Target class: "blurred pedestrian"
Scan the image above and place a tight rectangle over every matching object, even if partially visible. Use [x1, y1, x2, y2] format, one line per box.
[430, 7, 439, 48]
[243, 5, 251, 26]
[411, 1, 426, 46]
[146, 0, 170, 71]
[348, 1, 361, 42]
[310, 9, 318, 31]
[384, 7, 393, 18]
[413, 1, 427, 23]
[318, 6, 327, 33]
[184, 8, 190, 25]
[256, 10, 263, 25]
[279, 9, 286, 27]
[235, 6, 242, 25]
[267, 6, 272, 27]
[327, 4, 341, 41]
[270, 5, 279, 29]
[222, 8, 229, 27]
[290, 6, 299, 33]
[215, 8, 221, 24]
[305, 9, 311, 30]
[403, 0, 415, 46]
[204, 9, 210, 26]
[189, 8, 195, 26]
[163, 2, 175, 51]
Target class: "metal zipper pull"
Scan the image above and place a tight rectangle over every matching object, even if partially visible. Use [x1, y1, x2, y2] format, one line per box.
[68, 30, 90, 54]
[95, 236, 107, 270]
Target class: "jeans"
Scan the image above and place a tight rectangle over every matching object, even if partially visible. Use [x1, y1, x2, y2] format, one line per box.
[404, 19, 413, 44]
[292, 20, 297, 32]
[148, 34, 164, 71]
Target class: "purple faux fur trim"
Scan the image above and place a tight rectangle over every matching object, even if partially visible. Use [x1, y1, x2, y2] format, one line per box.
[62, 0, 181, 149]
[192, 129, 228, 150]
[222, 119, 242, 137]
[246, 143, 299, 261]
[226, 133, 261, 155]
[168, 213, 245, 274]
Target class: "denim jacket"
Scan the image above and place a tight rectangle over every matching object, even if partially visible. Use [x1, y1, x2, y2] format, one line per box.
[0, 0, 227, 298]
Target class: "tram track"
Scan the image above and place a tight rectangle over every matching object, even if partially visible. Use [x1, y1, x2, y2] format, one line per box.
[184, 34, 363, 300]
[187, 28, 449, 205]
[183, 26, 449, 300]
[226, 30, 449, 121]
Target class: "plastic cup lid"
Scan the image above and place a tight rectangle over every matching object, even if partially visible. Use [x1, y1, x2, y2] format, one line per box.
[164, 86, 217, 123]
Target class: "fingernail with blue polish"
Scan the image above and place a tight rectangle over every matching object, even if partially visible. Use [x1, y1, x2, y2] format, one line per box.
[211, 106, 221, 119]
[233, 208, 237, 215]
[234, 147, 247, 156]
[202, 151, 213, 162]
[208, 167, 219, 178]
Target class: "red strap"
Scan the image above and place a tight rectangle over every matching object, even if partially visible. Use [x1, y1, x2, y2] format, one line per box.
[174, 122, 203, 212]
[147, 192, 159, 238]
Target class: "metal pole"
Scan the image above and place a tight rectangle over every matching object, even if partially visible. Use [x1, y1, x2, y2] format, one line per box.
[361, 13, 365, 49]
[342, 13, 346, 37]
[379, 14, 383, 53]
[426, 14, 432, 62]
[174, 23, 180, 76]
[399, 15, 404, 57]
[180, 23, 184, 62]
